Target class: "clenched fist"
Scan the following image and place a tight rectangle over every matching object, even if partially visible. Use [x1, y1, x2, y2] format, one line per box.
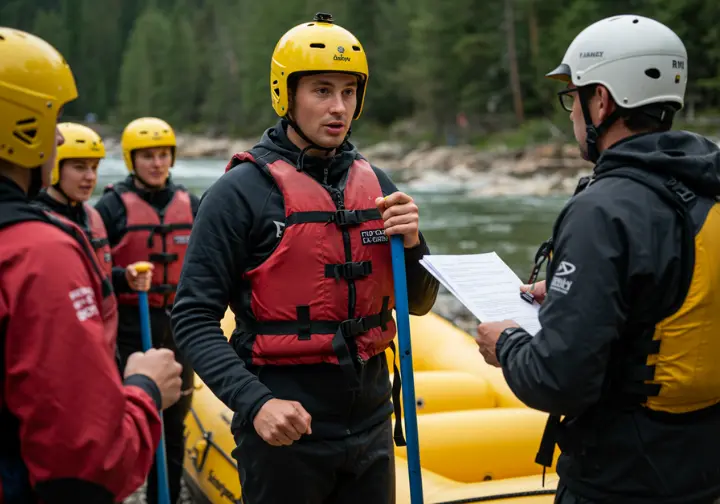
[253, 399, 312, 446]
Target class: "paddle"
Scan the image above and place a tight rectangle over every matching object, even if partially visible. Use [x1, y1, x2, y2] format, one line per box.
[390, 235, 424, 504]
[133, 262, 171, 504]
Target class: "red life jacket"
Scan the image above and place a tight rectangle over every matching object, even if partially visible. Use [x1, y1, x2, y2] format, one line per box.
[109, 185, 194, 309]
[0, 202, 119, 501]
[85, 203, 113, 278]
[225, 150, 396, 389]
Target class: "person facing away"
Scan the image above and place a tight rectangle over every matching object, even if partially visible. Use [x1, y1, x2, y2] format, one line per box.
[93, 116, 199, 504]
[170, 11, 440, 504]
[0, 27, 183, 504]
[32, 122, 154, 295]
[474, 14, 720, 504]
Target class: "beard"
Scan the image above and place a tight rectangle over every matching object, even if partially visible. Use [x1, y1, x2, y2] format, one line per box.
[578, 141, 591, 162]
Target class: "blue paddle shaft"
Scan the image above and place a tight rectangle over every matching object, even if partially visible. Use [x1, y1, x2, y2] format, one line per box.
[390, 235, 424, 503]
[137, 291, 171, 504]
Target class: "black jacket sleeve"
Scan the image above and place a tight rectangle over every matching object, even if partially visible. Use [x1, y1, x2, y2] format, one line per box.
[496, 185, 638, 417]
[372, 166, 439, 315]
[170, 167, 274, 424]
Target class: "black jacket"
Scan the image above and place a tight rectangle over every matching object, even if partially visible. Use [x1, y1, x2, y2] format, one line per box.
[170, 120, 439, 439]
[497, 131, 720, 503]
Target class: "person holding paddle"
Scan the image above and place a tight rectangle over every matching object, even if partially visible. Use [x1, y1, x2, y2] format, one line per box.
[32, 122, 154, 295]
[0, 27, 183, 503]
[171, 12, 439, 504]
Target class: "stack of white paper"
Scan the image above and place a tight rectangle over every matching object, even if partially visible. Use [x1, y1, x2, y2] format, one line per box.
[419, 252, 542, 335]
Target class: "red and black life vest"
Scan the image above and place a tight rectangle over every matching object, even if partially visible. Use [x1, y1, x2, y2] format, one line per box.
[225, 150, 397, 390]
[108, 184, 194, 309]
[0, 202, 118, 504]
[85, 203, 113, 278]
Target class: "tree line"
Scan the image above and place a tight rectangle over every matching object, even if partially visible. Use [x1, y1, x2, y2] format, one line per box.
[3, 0, 719, 142]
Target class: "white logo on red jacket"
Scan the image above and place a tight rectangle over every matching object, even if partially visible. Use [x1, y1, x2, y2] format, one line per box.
[69, 286, 100, 322]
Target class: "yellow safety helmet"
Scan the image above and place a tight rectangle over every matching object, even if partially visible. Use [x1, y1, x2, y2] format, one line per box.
[51, 122, 106, 185]
[0, 27, 78, 169]
[270, 12, 369, 120]
[120, 117, 176, 172]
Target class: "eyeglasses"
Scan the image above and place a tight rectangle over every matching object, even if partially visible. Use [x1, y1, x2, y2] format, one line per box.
[557, 88, 579, 112]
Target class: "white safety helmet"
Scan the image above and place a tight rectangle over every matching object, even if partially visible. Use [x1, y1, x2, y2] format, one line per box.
[546, 15, 687, 161]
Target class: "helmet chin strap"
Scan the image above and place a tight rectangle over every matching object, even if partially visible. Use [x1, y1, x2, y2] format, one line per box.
[282, 116, 352, 173]
[52, 182, 79, 206]
[578, 87, 624, 163]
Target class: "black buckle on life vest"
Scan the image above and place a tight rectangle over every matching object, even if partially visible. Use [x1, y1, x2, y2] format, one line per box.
[340, 316, 371, 337]
[325, 261, 372, 280]
[331, 209, 361, 227]
[149, 252, 179, 264]
[90, 237, 109, 249]
[665, 177, 696, 204]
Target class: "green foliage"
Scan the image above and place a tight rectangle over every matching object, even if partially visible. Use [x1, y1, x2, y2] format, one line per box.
[4, 0, 718, 141]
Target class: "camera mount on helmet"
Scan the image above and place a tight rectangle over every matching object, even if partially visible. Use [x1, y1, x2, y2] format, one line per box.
[313, 12, 334, 23]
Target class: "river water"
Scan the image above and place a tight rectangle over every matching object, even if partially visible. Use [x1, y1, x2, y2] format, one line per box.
[92, 156, 569, 279]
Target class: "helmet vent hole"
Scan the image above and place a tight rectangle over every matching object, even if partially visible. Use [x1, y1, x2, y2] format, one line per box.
[139, 130, 148, 135]
[0, 35, 5, 41]
[645, 68, 661, 79]
[352, 45, 361, 51]
[12, 131, 32, 145]
[633, 19, 639, 23]
[307, 23, 315, 26]
[76, 139, 86, 143]
[163, 129, 169, 133]
[16, 117, 34, 125]
[273, 80, 278, 85]
[273, 88, 280, 97]
[310, 43, 325, 49]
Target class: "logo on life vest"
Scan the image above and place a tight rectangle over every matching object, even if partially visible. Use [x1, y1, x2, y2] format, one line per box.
[173, 234, 190, 245]
[104, 252, 112, 263]
[334, 45, 351, 62]
[361, 228, 389, 245]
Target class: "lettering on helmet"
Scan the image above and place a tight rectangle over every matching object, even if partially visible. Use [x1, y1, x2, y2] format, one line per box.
[672, 60, 685, 69]
[334, 45, 351, 62]
[579, 51, 604, 58]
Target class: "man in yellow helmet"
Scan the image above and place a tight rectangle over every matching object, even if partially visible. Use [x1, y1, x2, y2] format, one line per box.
[94, 116, 198, 504]
[32, 122, 154, 292]
[0, 27, 183, 503]
[171, 12, 439, 503]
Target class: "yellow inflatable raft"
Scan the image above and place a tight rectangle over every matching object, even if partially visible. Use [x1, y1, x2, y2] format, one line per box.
[182, 310, 559, 503]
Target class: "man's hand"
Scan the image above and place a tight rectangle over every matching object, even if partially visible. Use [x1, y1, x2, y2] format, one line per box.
[520, 280, 547, 304]
[125, 262, 154, 292]
[124, 348, 183, 410]
[375, 192, 420, 248]
[475, 320, 519, 367]
[253, 399, 312, 447]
